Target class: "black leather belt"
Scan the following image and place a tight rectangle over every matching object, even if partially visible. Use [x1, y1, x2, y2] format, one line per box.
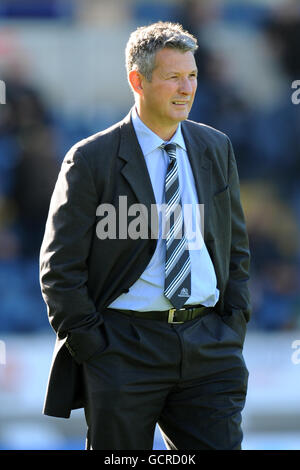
[109, 305, 209, 324]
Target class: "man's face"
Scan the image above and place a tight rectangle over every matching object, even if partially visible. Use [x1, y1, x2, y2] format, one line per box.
[138, 48, 198, 137]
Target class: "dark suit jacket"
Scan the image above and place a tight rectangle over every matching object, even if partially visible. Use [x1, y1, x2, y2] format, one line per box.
[39, 109, 251, 418]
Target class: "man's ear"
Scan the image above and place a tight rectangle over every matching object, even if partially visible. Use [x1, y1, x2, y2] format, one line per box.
[128, 70, 144, 96]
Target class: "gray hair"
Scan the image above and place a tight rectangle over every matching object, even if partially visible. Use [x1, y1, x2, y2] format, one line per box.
[125, 21, 198, 82]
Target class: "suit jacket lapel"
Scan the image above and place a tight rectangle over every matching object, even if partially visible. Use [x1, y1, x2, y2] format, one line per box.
[118, 110, 158, 237]
[117, 113, 211, 240]
[181, 121, 211, 240]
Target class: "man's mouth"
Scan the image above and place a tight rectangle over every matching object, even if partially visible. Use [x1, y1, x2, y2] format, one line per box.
[171, 100, 189, 106]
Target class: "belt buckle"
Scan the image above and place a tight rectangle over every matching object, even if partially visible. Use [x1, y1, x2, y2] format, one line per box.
[168, 308, 184, 324]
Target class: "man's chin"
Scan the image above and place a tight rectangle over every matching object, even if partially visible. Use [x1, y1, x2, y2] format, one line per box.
[170, 107, 191, 121]
[170, 112, 189, 123]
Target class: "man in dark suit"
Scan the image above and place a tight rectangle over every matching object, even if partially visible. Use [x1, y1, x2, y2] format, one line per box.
[40, 21, 251, 450]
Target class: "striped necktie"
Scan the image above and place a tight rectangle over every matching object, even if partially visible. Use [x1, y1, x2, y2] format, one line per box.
[162, 143, 191, 309]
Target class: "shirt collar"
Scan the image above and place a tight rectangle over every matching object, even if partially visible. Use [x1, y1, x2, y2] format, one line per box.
[131, 106, 187, 155]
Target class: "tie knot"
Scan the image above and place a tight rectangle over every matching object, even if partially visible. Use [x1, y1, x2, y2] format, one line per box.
[163, 143, 177, 155]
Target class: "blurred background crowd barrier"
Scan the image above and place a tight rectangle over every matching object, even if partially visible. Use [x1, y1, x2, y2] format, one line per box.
[0, 0, 300, 450]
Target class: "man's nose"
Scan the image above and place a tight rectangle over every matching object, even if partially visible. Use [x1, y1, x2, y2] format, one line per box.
[178, 77, 194, 94]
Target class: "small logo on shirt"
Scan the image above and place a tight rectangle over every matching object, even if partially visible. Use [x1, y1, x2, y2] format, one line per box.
[178, 287, 189, 297]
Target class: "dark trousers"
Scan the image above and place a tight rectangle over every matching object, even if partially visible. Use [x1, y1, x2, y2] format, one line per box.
[82, 308, 248, 450]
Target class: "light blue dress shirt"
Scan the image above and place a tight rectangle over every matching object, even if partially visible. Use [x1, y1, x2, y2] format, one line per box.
[108, 107, 219, 311]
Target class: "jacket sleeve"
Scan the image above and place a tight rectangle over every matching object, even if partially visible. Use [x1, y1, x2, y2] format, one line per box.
[39, 148, 104, 364]
[224, 137, 251, 322]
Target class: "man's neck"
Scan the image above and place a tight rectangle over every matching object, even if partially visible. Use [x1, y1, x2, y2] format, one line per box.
[135, 106, 178, 142]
